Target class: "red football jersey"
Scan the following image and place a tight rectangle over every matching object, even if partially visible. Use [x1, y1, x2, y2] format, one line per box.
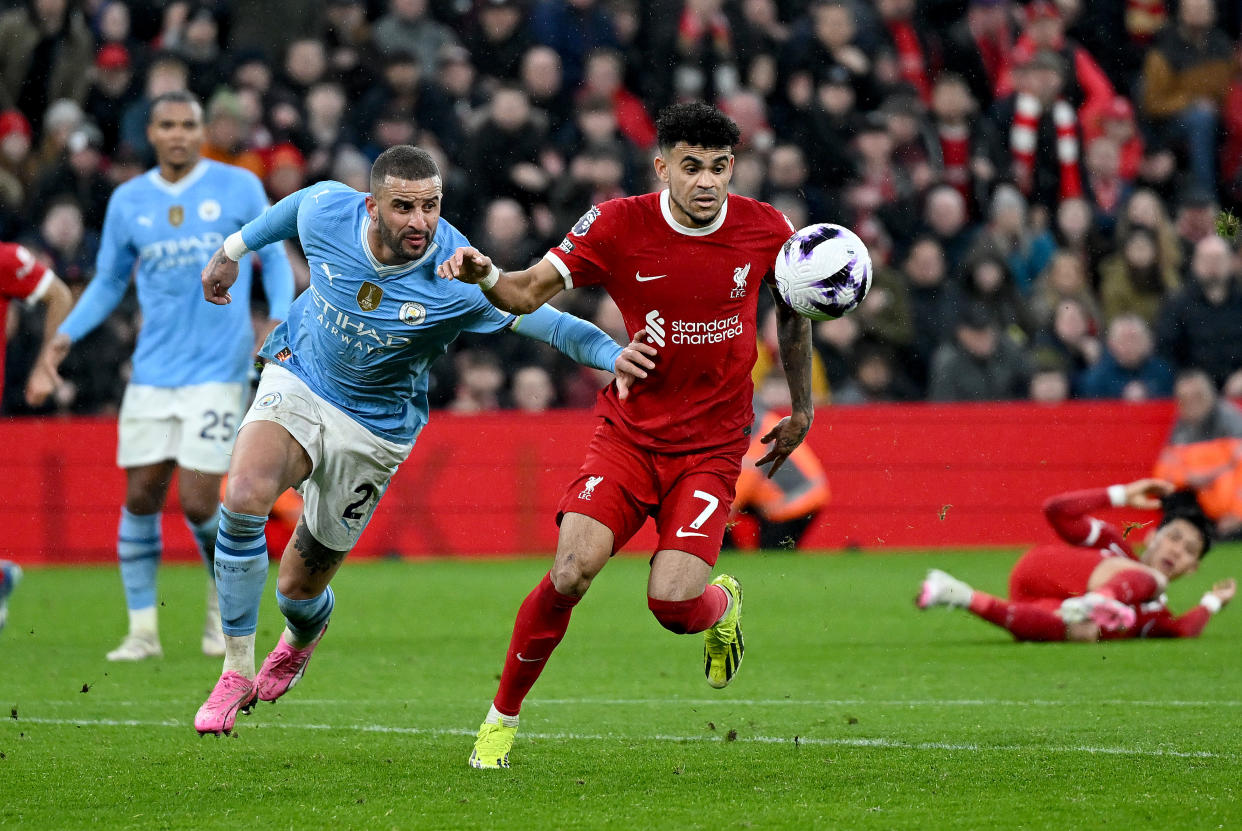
[545, 191, 794, 453]
[0, 242, 53, 393]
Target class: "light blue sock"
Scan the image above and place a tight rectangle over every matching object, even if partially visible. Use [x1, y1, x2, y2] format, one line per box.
[186, 512, 221, 573]
[277, 587, 334, 646]
[118, 508, 161, 611]
[214, 507, 269, 637]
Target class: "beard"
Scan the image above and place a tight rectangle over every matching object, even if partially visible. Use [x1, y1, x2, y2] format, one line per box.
[377, 218, 429, 261]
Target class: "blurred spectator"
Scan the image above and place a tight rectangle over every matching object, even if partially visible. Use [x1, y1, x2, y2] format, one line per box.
[520, 45, 574, 140]
[1029, 248, 1100, 329]
[303, 82, 358, 181]
[901, 235, 956, 391]
[928, 72, 999, 214]
[953, 249, 1037, 341]
[436, 45, 487, 138]
[320, 0, 378, 102]
[846, 112, 918, 250]
[31, 125, 111, 231]
[118, 53, 190, 163]
[84, 45, 140, 157]
[34, 99, 86, 173]
[357, 49, 456, 157]
[0, 0, 94, 135]
[172, 4, 226, 101]
[648, 0, 737, 106]
[463, 0, 532, 85]
[448, 349, 505, 412]
[994, 50, 1084, 213]
[1078, 314, 1174, 400]
[1139, 0, 1232, 194]
[1083, 136, 1130, 232]
[1117, 187, 1183, 282]
[941, 0, 1016, 111]
[529, 0, 618, 91]
[850, 236, 914, 355]
[1087, 96, 1145, 182]
[465, 85, 551, 211]
[96, 1, 144, 65]
[1005, 0, 1114, 130]
[476, 197, 541, 269]
[1168, 368, 1242, 445]
[227, 0, 323, 65]
[833, 342, 918, 404]
[784, 1, 877, 111]
[511, 364, 557, 412]
[373, 0, 460, 76]
[1173, 184, 1219, 253]
[760, 143, 836, 227]
[1052, 195, 1106, 277]
[967, 183, 1055, 295]
[200, 89, 266, 180]
[0, 111, 35, 233]
[25, 197, 97, 287]
[276, 37, 329, 103]
[928, 302, 1032, 401]
[1028, 362, 1071, 403]
[1097, 225, 1179, 327]
[263, 142, 307, 200]
[1156, 235, 1242, 390]
[920, 184, 975, 275]
[876, 0, 936, 104]
[1031, 294, 1101, 386]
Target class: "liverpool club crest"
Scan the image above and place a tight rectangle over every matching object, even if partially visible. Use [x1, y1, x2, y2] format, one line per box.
[357, 281, 383, 311]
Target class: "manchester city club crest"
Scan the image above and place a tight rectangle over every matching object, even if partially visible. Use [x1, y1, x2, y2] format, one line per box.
[399, 301, 426, 325]
[255, 392, 282, 410]
[168, 205, 184, 226]
[357, 281, 383, 311]
[198, 199, 221, 221]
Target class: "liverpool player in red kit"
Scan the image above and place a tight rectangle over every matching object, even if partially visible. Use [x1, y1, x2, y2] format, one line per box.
[439, 102, 813, 769]
[918, 479, 1235, 641]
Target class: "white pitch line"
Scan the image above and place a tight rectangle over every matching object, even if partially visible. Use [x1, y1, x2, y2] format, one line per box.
[27, 697, 1241, 709]
[8, 716, 1231, 760]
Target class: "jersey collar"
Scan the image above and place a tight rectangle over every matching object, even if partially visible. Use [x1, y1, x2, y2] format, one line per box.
[146, 160, 209, 197]
[660, 189, 728, 237]
[359, 216, 439, 277]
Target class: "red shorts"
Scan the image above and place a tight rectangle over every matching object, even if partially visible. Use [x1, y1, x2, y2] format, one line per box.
[557, 419, 748, 565]
[1008, 545, 1105, 603]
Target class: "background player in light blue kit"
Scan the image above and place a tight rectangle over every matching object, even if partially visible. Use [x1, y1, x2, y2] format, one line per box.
[193, 144, 657, 735]
[44, 91, 295, 662]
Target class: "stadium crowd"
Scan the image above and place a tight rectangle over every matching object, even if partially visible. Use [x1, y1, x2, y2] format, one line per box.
[2, 0, 1242, 414]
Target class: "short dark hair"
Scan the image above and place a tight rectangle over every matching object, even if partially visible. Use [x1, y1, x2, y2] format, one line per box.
[370, 145, 440, 193]
[655, 101, 740, 154]
[148, 90, 202, 123]
[1159, 489, 1214, 558]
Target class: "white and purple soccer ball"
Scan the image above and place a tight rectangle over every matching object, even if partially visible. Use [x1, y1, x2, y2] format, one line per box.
[774, 223, 873, 321]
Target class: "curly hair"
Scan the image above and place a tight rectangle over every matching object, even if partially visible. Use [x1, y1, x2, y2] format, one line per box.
[655, 102, 740, 154]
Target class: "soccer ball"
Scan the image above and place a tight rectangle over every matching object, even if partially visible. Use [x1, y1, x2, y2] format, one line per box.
[774, 223, 873, 321]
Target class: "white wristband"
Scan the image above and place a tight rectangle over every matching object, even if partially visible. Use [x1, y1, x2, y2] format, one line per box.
[1200, 593, 1223, 614]
[478, 263, 500, 291]
[223, 231, 250, 262]
[1106, 484, 1127, 508]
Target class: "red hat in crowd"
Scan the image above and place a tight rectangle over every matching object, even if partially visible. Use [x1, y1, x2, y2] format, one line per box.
[0, 110, 31, 140]
[264, 142, 306, 173]
[96, 43, 131, 71]
[1026, 0, 1061, 22]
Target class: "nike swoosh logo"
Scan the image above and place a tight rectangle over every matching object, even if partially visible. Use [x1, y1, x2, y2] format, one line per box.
[635, 272, 667, 282]
[676, 527, 709, 538]
[515, 652, 545, 663]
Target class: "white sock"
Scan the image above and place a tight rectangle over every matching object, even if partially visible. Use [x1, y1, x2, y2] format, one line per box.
[128, 606, 158, 638]
[488, 703, 519, 728]
[716, 584, 734, 624]
[222, 633, 256, 678]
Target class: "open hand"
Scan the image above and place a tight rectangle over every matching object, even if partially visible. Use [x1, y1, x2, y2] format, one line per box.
[1211, 578, 1236, 606]
[756, 411, 812, 477]
[1123, 478, 1175, 510]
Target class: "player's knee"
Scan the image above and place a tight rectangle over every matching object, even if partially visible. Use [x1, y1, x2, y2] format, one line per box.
[647, 596, 694, 634]
[276, 572, 321, 600]
[549, 556, 600, 597]
[1065, 621, 1101, 642]
[222, 470, 279, 517]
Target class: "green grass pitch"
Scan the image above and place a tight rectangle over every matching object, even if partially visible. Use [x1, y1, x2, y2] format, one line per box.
[3, 548, 1240, 830]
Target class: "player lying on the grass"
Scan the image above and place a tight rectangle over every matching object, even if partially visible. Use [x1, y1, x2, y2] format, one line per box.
[439, 102, 813, 769]
[192, 144, 656, 735]
[919, 479, 1235, 640]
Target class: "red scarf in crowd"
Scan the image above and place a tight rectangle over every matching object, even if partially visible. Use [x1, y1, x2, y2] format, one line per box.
[1010, 92, 1081, 200]
[938, 122, 971, 200]
[888, 20, 931, 103]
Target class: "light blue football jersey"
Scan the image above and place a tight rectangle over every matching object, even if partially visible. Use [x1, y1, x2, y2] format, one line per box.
[248, 183, 517, 443]
[59, 159, 295, 386]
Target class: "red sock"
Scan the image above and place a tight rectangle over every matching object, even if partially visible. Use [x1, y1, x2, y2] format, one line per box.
[969, 592, 1066, 642]
[1096, 570, 1160, 604]
[647, 585, 728, 634]
[493, 573, 580, 716]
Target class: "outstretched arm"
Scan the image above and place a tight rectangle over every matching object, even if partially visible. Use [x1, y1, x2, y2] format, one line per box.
[756, 285, 814, 477]
[1144, 578, 1235, 638]
[511, 305, 657, 401]
[1043, 479, 1174, 552]
[24, 272, 73, 406]
[204, 187, 310, 306]
[438, 248, 566, 314]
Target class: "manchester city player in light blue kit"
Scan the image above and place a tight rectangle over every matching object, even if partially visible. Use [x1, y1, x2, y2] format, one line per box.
[46, 91, 295, 663]
[194, 144, 657, 734]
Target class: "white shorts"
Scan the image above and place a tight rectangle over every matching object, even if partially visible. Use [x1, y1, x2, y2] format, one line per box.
[117, 381, 246, 474]
[241, 363, 412, 551]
